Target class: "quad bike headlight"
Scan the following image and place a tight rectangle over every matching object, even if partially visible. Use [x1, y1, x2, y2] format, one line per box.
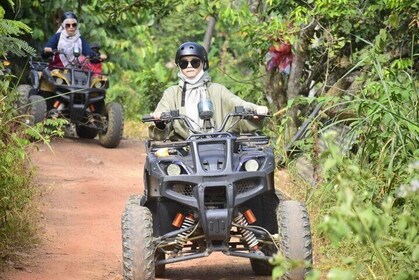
[167, 163, 181, 176]
[55, 77, 64, 85]
[93, 81, 103, 88]
[244, 159, 259, 171]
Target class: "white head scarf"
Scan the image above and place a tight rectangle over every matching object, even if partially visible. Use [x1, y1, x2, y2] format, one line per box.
[56, 18, 82, 67]
[178, 69, 211, 129]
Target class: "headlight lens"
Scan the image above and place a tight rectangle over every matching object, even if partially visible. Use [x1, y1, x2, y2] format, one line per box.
[93, 81, 103, 88]
[167, 163, 181, 176]
[244, 159, 259, 171]
[55, 77, 63, 85]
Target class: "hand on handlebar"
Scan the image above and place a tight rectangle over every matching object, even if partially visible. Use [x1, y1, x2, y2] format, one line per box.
[255, 105, 269, 115]
[150, 111, 162, 120]
[144, 112, 167, 129]
[44, 47, 53, 54]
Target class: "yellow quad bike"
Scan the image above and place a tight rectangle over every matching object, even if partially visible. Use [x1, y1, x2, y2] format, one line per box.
[18, 48, 123, 148]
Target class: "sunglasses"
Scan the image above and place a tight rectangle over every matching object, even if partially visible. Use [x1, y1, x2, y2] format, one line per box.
[65, 23, 77, 28]
[179, 58, 201, 69]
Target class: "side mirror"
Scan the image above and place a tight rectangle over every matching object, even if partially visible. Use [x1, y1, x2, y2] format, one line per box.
[198, 100, 214, 120]
[73, 47, 81, 58]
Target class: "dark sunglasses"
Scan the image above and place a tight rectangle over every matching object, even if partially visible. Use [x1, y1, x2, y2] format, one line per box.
[179, 58, 201, 69]
[65, 23, 77, 28]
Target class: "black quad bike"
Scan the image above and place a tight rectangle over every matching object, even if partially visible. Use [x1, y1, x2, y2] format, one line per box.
[17, 48, 123, 148]
[121, 100, 313, 279]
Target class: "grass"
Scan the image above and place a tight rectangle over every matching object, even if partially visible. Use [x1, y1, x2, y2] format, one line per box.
[123, 119, 149, 140]
[0, 144, 41, 270]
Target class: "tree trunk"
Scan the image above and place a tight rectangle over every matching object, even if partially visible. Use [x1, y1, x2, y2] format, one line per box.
[286, 22, 316, 140]
[248, 0, 261, 13]
[203, 16, 216, 52]
[265, 71, 288, 112]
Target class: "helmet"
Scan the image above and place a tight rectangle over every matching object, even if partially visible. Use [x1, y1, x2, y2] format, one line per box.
[61, 11, 78, 23]
[175, 42, 209, 71]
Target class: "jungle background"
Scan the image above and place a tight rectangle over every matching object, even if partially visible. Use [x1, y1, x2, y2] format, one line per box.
[1, 0, 418, 279]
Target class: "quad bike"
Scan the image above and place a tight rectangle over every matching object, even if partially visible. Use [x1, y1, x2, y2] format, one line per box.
[121, 101, 313, 279]
[17, 47, 123, 148]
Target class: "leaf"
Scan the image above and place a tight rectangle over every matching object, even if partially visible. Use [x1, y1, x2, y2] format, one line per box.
[412, 245, 419, 262]
[326, 268, 356, 280]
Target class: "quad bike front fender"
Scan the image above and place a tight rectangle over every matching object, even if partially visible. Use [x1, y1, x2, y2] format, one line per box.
[29, 70, 40, 90]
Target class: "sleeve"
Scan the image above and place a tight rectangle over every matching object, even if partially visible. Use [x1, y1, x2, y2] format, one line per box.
[81, 37, 92, 57]
[218, 85, 263, 133]
[42, 33, 60, 58]
[148, 87, 177, 140]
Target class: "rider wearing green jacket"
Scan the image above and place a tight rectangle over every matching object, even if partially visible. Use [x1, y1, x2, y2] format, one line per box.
[149, 42, 268, 141]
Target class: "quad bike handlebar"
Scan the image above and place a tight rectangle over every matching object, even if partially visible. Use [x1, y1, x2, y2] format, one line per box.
[143, 106, 269, 134]
[43, 48, 105, 68]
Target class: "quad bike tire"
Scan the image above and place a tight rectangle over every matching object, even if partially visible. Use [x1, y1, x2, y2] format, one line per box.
[16, 84, 33, 114]
[27, 95, 47, 124]
[250, 200, 312, 279]
[76, 125, 98, 139]
[122, 195, 165, 280]
[99, 102, 123, 148]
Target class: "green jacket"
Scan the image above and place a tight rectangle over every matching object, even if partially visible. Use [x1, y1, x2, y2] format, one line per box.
[149, 82, 263, 140]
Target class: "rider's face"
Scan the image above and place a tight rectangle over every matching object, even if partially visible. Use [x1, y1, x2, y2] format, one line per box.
[179, 56, 203, 78]
[64, 20, 77, 36]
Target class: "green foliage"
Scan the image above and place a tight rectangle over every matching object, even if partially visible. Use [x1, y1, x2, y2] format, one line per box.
[0, 81, 68, 266]
[25, 117, 68, 142]
[107, 68, 170, 119]
[0, 11, 68, 264]
[309, 46, 418, 278]
[0, 87, 37, 262]
[271, 253, 321, 280]
[7, 0, 268, 118]
[0, 6, 35, 57]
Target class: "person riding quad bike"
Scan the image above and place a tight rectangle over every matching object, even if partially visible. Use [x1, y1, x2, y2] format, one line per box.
[121, 42, 313, 279]
[42, 11, 93, 68]
[16, 12, 124, 148]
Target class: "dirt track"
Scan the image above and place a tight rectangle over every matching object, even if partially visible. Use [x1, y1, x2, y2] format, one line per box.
[2, 137, 271, 280]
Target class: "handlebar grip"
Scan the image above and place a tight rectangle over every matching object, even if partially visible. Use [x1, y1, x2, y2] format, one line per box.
[141, 114, 154, 123]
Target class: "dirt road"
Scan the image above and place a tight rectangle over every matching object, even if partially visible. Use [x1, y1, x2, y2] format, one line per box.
[3, 137, 271, 280]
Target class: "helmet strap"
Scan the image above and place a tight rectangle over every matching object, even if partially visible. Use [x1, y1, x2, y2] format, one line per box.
[181, 82, 187, 107]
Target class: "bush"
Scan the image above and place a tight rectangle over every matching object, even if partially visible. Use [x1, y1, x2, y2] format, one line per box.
[309, 48, 418, 279]
[0, 84, 39, 265]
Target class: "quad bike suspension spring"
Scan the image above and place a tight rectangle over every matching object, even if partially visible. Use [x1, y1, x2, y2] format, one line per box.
[234, 212, 259, 250]
[173, 214, 195, 252]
